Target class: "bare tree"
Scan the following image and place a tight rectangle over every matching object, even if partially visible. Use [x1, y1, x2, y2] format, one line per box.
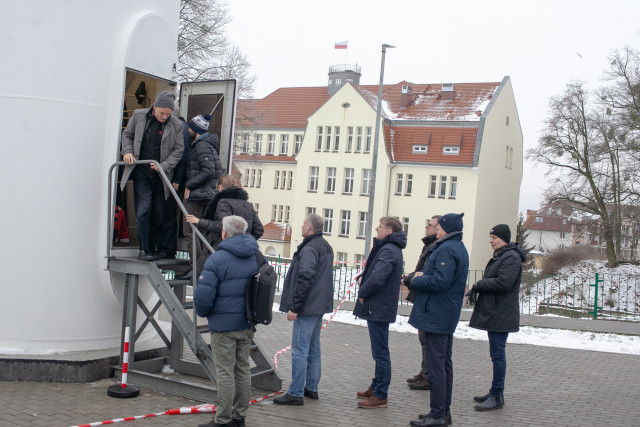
[527, 82, 620, 266]
[178, 0, 256, 98]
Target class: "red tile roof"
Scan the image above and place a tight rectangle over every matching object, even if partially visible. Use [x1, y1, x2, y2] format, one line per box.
[233, 154, 296, 163]
[384, 126, 478, 165]
[261, 222, 292, 242]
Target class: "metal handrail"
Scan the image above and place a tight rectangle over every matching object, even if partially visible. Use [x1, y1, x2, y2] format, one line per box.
[106, 159, 214, 266]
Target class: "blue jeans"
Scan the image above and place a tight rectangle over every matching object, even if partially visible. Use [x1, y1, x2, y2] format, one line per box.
[424, 332, 453, 419]
[367, 320, 391, 399]
[488, 331, 509, 396]
[132, 169, 165, 253]
[288, 315, 323, 397]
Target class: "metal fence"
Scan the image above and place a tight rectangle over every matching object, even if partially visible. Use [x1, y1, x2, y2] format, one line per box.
[266, 256, 640, 321]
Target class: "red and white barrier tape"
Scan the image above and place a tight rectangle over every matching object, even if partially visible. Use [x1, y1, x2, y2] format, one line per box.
[71, 267, 363, 427]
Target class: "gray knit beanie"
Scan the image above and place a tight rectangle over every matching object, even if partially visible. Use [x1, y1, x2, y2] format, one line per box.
[153, 91, 175, 110]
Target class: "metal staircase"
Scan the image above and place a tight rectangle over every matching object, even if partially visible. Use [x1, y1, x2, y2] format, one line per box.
[106, 161, 282, 402]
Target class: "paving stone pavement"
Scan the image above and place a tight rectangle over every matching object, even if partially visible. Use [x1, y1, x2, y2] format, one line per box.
[1, 311, 639, 427]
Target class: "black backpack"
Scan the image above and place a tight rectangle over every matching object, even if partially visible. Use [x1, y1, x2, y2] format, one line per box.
[245, 251, 277, 331]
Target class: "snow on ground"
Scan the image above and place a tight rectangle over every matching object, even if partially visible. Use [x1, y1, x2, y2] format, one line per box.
[313, 307, 640, 356]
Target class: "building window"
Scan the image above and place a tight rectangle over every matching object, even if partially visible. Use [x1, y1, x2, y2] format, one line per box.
[443, 146, 460, 155]
[405, 174, 413, 195]
[323, 208, 333, 234]
[243, 169, 249, 187]
[429, 175, 437, 198]
[337, 252, 348, 264]
[346, 126, 353, 152]
[267, 134, 275, 155]
[324, 126, 332, 151]
[271, 205, 277, 222]
[250, 169, 256, 187]
[361, 169, 372, 195]
[241, 133, 250, 154]
[358, 212, 367, 238]
[316, 126, 323, 151]
[355, 127, 363, 152]
[336, 78, 341, 84]
[280, 134, 289, 155]
[340, 210, 351, 236]
[560, 232, 566, 239]
[326, 167, 336, 193]
[439, 176, 447, 198]
[287, 171, 293, 190]
[295, 134, 302, 154]
[278, 205, 283, 222]
[364, 127, 372, 152]
[285, 206, 290, 223]
[309, 166, 319, 192]
[449, 176, 457, 199]
[395, 173, 403, 194]
[506, 115, 510, 126]
[504, 146, 514, 169]
[257, 170, 262, 188]
[280, 170, 286, 189]
[344, 168, 354, 194]
[535, 216, 543, 223]
[306, 207, 316, 216]
[442, 83, 454, 92]
[333, 126, 340, 151]
[274, 171, 280, 189]
[403, 217, 409, 235]
[255, 134, 262, 154]
[254, 203, 259, 216]
[412, 145, 428, 153]
[355, 254, 365, 269]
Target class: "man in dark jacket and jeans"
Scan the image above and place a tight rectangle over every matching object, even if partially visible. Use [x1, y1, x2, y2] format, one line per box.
[194, 215, 258, 427]
[404, 214, 441, 391]
[406, 213, 469, 427]
[274, 214, 334, 405]
[354, 217, 407, 409]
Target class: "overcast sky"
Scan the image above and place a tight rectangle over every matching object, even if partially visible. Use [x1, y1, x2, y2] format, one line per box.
[226, 0, 640, 214]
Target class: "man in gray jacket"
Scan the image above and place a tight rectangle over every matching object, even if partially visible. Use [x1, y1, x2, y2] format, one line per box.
[274, 213, 334, 405]
[121, 91, 184, 260]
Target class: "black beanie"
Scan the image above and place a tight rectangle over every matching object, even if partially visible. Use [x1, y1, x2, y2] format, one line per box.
[490, 224, 511, 243]
[153, 91, 175, 110]
[439, 213, 464, 233]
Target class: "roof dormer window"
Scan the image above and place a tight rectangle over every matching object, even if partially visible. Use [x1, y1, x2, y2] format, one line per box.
[442, 83, 454, 92]
[412, 145, 428, 154]
[442, 146, 459, 155]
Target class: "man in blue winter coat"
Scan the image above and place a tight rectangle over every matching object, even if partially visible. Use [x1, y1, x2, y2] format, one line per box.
[194, 215, 258, 427]
[405, 213, 469, 427]
[274, 213, 334, 406]
[354, 217, 407, 409]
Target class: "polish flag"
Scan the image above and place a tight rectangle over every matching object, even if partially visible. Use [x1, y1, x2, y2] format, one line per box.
[335, 41, 348, 49]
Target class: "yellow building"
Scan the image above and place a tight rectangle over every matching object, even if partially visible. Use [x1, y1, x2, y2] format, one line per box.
[233, 67, 522, 271]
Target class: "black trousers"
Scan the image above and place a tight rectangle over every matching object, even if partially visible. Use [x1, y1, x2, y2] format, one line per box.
[423, 332, 453, 419]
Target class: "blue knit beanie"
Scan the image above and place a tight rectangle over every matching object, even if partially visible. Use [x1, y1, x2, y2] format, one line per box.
[439, 213, 464, 233]
[188, 114, 211, 135]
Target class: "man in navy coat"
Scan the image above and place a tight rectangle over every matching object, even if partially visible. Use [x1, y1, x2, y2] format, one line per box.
[405, 213, 469, 427]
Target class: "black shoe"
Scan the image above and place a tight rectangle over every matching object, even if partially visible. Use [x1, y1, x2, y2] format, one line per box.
[407, 372, 423, 383]
[304, 388, 319, 399]
[474, 394, 504, 411]
[175, 269, 192, 280]
[273, 393, 303, 405]
[473, 392, 490, 403]
[137, 251, 154, 261]
[408, 378, 430, 390]
[418, 412, 451, 425]
[230, 418, 245, 427]
[410, 415, 447, 427]
[155, 252, 173, 260]
[198, 419, 231, 427]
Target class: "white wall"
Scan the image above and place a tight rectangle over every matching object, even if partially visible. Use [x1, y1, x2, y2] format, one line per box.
[0, 1, 179, 353]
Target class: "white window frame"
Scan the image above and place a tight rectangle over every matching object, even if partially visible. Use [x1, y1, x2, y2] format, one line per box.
[287, 171, 293, 190]
[395, 173, 403, 195]
[326, 167, 336, 193]
[429, 175, 437, 198]
[323, 208, 333, 234]
[439, 176, 447, 198]
[449, 176, 457, 199]
[344, 168, 354, 194]
[267, 134, 275, 155]
[274, 170, 280, 189]
[309, 166, 319, 192]
[255, 134, 262, 155]
[295, 134, 302, 154]
[412, 145, 428, 153]
[340, 210, 351, 236]
[405, 174, 413, 195]
[364, 127, 372, 152]
[333, 126, 340, 151]
[355, 127, 363, 152]
[443, 146, 460, 155]
[361, 169, 372, 195]
[346, 126, 353, 152]
[280, 134, 289, 156]
[358, 211, 367, 238]
[316, 126, 323, 151]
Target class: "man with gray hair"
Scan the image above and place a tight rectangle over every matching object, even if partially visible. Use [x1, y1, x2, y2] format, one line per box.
[194, 215, 258, 427]
[274, 214, 334, 405]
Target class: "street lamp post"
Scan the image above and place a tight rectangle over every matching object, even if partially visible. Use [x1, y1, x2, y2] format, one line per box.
[364, 43, 395, 257]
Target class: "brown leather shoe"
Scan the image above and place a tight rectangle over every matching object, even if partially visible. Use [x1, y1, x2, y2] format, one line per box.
[407, 372, 423, 383]
[357, 394, 387, 409]
[408, 378, 430, 390]
[356, 387, 374, 400]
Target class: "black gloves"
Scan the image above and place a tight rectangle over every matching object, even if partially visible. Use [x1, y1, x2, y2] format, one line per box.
[465, 286, 478, 306]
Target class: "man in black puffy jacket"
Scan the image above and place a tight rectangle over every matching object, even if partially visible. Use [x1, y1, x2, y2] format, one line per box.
[274, 214, 334, 406]
[354, 217, 406, 409]
[182, 114, 223, 276]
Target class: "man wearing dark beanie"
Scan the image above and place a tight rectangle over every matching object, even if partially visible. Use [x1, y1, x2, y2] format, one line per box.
[121, 91, 185, 260]
[466, 224, 525, 412]
[405, 213, 469, 426]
